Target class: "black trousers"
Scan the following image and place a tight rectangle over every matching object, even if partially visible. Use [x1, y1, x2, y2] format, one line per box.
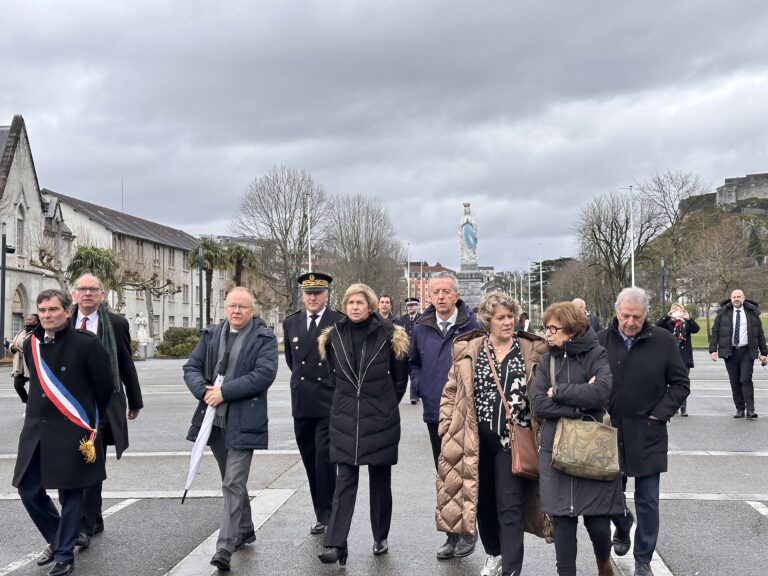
[552, 515, 612, 576]
[409, 369, 419, 402]
[14, 374, 29, 403]
[18, 445, 83, 565]
[81, 421, 110, 534]
[725, 346, 756, 412]
[294, 416, 336, 524]
[426, 422, 441, 470]
[476, 429, 528, 576]
[323, 463, 392, 548]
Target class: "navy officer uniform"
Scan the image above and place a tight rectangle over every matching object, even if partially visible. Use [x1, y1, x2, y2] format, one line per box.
[396, 297, 422, 404]
[283, 272, 344, 534]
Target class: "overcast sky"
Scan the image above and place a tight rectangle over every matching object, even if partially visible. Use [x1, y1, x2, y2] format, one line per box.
[3, 1, 768, 272]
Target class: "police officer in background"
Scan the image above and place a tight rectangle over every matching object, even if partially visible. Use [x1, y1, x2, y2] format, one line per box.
[283, 272, 344, 535]
[396, 297, 422, 404]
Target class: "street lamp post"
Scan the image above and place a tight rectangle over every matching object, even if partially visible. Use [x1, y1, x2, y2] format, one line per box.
[1, 223, 17, 348]
[306, 191, 312, 272]
[539, 243, 544, 318]
[197, 245, 204, 329]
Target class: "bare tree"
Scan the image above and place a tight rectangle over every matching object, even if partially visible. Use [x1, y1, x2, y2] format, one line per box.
[231, 165, 332, 311]
[576, 191, 664, 297]
[636, 170, 710, 299]
[324, 193, 407, 305]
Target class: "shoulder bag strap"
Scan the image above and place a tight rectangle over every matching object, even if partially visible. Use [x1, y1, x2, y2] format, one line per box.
[484, 340, 513, 422]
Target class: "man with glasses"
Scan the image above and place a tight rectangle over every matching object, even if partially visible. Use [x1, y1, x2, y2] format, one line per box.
[282, 272, 343, 535]
[597, 287, 689, 576]
[184, 287, 278, 571]
[70, 274, 144, 548]
[410, 272, 479, 560]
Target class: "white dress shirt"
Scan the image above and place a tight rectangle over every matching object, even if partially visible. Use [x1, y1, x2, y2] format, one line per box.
[75, 310, 99, 335]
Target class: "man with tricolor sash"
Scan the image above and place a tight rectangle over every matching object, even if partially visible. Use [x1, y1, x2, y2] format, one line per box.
[12, 289, 114, 576]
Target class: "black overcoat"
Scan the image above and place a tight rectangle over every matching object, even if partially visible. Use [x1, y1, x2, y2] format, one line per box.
[70, 309, 143, 458]
[319, 313, 409, 466]
[708, 299, 767, 360]
[531, 329, 624, 517]
[13, 324, 114, 489]
[656, 315, 700, 368]
[283, 308, 344, 419]
[598, 320, 690, 478]
[395, 312, 421, 338]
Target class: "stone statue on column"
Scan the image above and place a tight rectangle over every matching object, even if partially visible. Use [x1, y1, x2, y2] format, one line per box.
[460, 202, 478, 266]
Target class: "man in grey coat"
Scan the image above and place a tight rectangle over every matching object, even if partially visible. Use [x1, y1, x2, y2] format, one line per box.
[184, 287, 278, 571]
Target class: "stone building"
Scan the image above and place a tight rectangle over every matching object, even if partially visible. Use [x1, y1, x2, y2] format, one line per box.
[716, 173, 768, 205]
[0, 114, 233, 342]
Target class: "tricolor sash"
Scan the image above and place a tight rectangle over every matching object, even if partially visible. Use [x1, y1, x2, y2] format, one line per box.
[30, 335, 99, 463]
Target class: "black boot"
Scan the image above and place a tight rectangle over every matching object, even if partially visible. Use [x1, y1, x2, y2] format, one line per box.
[318, 546, 348, 566]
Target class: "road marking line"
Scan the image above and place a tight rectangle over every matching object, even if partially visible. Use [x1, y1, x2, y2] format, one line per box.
[669, 450, 768, 457]
[0, 489, 287, 501]
[621, 493, 768, 502]
[746, 501, 768, 516]
[163, 488, 295, 576]
[0, 498, 137, 576]
[0, 449, 301, 460]
[612, 523, 674, 576]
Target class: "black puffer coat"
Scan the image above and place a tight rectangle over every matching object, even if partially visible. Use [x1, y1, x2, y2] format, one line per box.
[598, 319, 690, 478]
[319, 313, 409, 466]
[709, 299, 767, 360]
[531, 328, 624, 517]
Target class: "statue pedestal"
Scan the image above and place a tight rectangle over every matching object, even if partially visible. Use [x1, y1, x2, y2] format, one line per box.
[457, 270, 484, 311]
[138, 341, 155, 359]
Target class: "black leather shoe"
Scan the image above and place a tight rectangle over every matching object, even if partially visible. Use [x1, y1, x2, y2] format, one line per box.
[453, 533, 476, 557]
[734, 410, 745, 418]
[634, 561, 654, 576]
[372, 539, 388, 555]
[210, 549, 231, 571]
[318, 546, 348, 566]
[75, 532, 90, 549]
[37, 544, 54, 566]
[310, 522, 327, 535]
[47, 562, 74, 576]
[233, 529, 256, 551]
[747, 411, 758, 419]
[436, 533, 459, 560]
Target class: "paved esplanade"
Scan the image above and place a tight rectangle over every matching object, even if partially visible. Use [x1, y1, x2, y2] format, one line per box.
[1, 350, 766, 575]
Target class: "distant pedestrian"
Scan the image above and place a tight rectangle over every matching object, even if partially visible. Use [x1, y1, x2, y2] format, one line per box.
[532, 302, 623, 576]
[436, 291, 548, 576]
[13, 289, 113, 576]
[282, 272, 343, 536]
[396, 297, 422, 404]
[410, 271, 480, 560]
[517, 312, 530, 332]
[183, 287, 278, 571]
[9, 314, 39, 404]
[598, 287, 689, 576]
[317, 283, 409, 566]
[572, 297, 601, 332]
[656, 303, 700, 417]
[709, 289, 767, 419]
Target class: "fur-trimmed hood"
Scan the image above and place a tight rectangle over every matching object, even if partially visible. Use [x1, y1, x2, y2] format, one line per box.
[317, 313, 409, 361]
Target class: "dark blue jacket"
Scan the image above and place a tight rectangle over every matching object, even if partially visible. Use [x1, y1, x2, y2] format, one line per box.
[410, 300, 479, 424]
[184, 317, 278, 450]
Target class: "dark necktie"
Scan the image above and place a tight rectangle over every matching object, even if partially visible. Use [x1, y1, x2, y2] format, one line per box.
[80, 317, 88, 330]
[308, 314, 319, 338]
[440, 321, 450, 338]
[734, 310, 741, 346]
[625, 337, 633, 351]
[44, 336, 53, 344]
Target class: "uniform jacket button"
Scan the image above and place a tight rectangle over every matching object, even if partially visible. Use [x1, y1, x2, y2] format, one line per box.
[300, 377, 305, 380]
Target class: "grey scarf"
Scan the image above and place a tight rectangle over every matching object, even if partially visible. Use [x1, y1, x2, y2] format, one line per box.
[212, 319, 253, 429]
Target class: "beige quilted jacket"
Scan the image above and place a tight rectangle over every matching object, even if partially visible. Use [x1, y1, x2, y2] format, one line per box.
[435, 329, 547, 535]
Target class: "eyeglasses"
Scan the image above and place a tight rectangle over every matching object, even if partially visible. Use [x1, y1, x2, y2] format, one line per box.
[75, 286, 102, 293]
[540, 324, 564, 334]
[226, 304, 253, 311]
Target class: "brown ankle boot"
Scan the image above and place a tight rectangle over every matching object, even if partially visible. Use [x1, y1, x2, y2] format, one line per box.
[597, 557, 614, 576]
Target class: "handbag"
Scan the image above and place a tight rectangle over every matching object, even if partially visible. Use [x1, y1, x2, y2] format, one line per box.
[484, 341, 539, 480]
[549, 356, 621, 481]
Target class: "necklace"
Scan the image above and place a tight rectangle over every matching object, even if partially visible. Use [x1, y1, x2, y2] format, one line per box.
[490, 337, 513, 359]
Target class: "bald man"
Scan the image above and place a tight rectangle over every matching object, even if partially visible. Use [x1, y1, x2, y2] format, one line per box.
[572, 298, 601, 332]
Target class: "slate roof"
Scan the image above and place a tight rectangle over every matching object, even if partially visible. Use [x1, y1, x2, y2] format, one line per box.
[44, 189, 198, 251]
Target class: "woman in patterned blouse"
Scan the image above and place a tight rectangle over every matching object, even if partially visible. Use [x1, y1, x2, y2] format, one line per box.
[436, 291, 548, 576]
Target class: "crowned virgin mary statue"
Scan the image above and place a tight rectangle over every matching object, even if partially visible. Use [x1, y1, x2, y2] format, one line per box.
[460, 202, 477, 265]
